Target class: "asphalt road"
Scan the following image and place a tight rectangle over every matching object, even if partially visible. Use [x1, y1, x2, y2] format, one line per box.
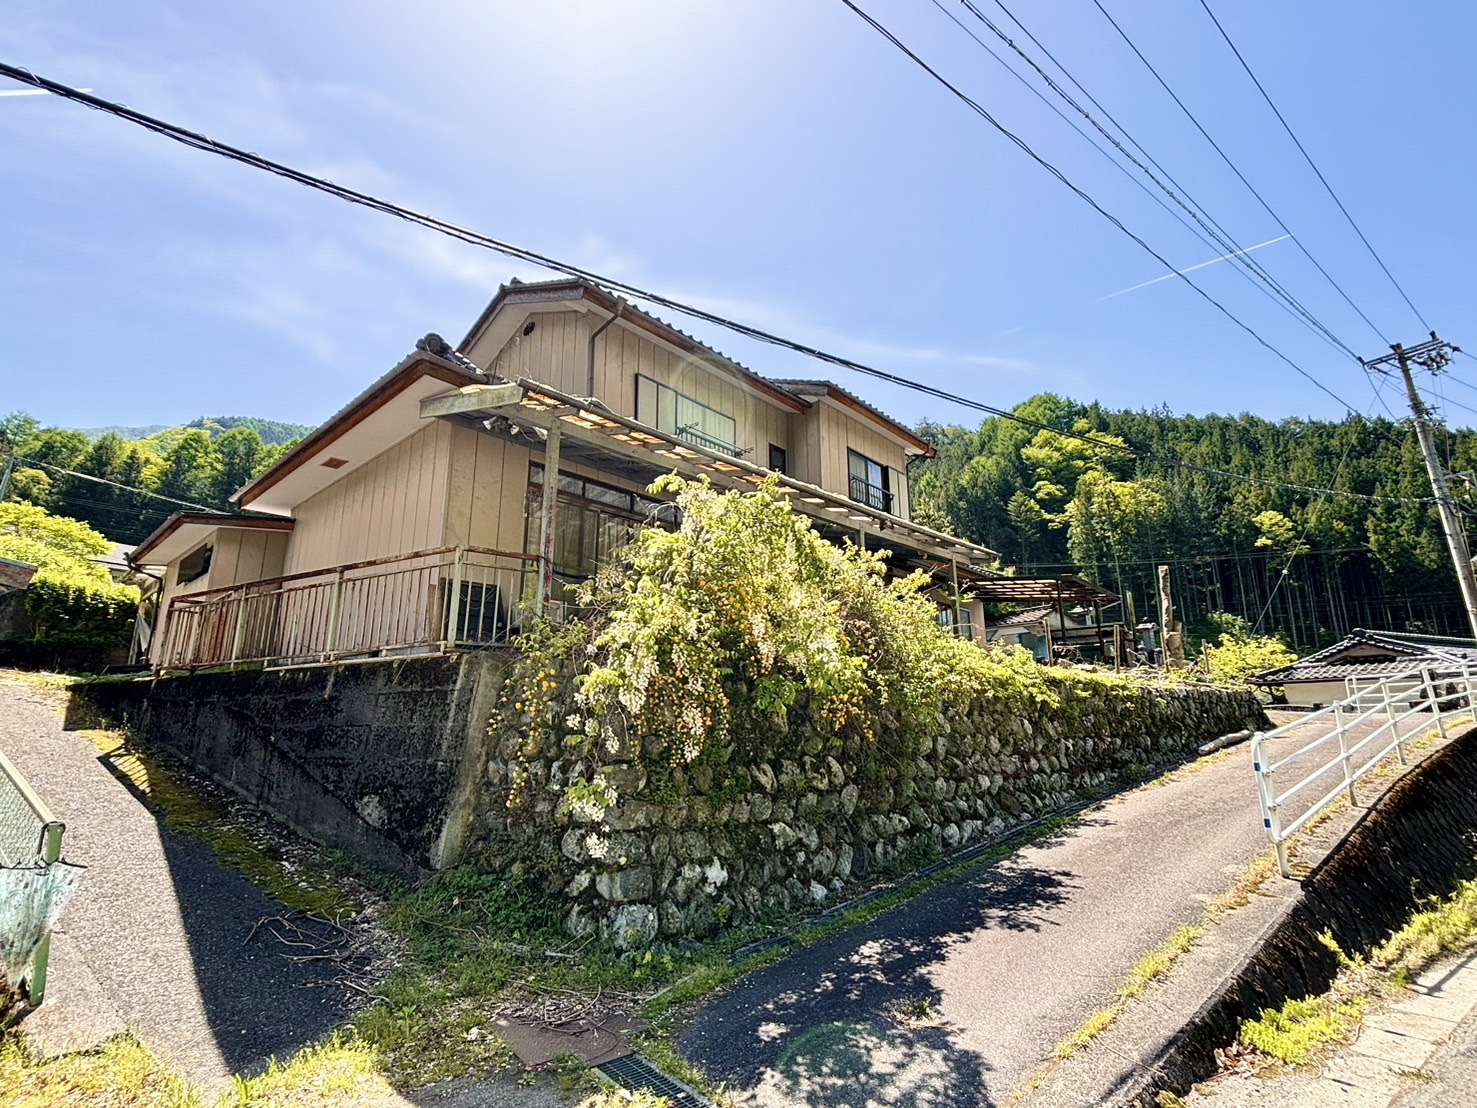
[0, 677, 355, 1087]
[680, 748, 1276, 1107]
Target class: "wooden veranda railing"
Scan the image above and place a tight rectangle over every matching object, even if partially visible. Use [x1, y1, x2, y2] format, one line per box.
[157, 546, 540, 670]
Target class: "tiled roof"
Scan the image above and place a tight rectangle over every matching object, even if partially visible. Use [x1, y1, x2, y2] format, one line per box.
[988, 605, 1053, 628]
[1249, 659, 1426, 686]
[1249, 627, 1477, 685]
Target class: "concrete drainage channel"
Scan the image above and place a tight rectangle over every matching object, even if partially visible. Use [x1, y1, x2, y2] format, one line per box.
[594, 1054, 713, 1106]
[1121, 728, 1477, 1107]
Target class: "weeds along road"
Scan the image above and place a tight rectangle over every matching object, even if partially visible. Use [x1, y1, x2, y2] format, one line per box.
[679, 744, 1275, 1107]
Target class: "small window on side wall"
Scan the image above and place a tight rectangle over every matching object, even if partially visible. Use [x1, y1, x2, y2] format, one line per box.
[768, 443, 787, 474]
[177, 544, 212, 586]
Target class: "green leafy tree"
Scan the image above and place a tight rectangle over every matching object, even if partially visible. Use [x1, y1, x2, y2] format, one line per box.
[213, 426, 266, 505]
[0, 502, 139, 646]
[155, 429, 219, 507]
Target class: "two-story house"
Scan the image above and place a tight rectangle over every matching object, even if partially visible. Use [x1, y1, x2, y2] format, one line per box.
[133, 278, 998, 669]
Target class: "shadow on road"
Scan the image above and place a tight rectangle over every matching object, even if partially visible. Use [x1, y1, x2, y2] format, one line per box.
[682, 821, 1093, 1107]
[63, 696, 366, 1078]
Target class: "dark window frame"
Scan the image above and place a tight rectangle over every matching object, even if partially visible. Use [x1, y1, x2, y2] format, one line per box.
[177, 543, 212, 586]
[847, 449, 893, 514]
[768, 443, 788, 474]
[524, 463, 677, 586]
[634, 374, 739, 455]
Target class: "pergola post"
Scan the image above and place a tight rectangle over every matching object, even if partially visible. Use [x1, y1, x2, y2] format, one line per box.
[535, 423, 562, 619]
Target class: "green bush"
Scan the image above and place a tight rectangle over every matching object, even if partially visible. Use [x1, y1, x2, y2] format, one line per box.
[499, 476, 1130, 810]
[0, 502, 139, 646]
[1201, 626, 1297, 690]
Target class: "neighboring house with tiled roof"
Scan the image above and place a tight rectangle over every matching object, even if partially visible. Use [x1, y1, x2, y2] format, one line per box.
[135, 277, 1000, 670]
[985, 604, 1096, 661]
[1249, 628, 1477, 708]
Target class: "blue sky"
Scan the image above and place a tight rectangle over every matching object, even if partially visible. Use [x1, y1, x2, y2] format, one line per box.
[3, 0, 1474, 433]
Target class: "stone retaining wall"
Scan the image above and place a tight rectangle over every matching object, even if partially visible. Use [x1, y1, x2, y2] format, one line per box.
[479, 681, 1267, 946]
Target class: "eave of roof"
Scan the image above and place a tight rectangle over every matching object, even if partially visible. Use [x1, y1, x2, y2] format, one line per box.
[458, 278, 809, 414]
[766, 379, 934, 457]
[987, 605, 1054, 628]
[130, 512, 294, 566]
[231, 352, 478, 511]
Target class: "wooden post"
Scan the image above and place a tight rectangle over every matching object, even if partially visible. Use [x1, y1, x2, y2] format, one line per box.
[447, 547, 464, 647]
[229, 587, 247, 666]
[950, 558, 961, 635]
[326, 568, 344, 658]
[1158, 564, 1186, 666]
[535, 424, 562, 619]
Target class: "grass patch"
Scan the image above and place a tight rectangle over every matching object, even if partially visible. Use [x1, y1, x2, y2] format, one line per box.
[1118, 926, 1199, 1002]
[0, 1033, 199, 1108]
[1239, 992, 1365, 1065]
[221, 1034, 396, 1106]
[1237, 875, 1477, 1068]
[1, 1031, 404, 1108]
[1053, 1007, 1115, 1060]
[79, 726, 358, 920]
[1044, 925, 1205, 1066]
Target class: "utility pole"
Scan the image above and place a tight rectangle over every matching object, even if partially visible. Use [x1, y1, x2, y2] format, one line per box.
[0, 451, 14, 503]
[1362, 334, 1477, 638]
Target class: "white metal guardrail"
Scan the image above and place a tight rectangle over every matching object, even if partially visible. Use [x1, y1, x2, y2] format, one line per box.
[1252, 660, 1477, 877]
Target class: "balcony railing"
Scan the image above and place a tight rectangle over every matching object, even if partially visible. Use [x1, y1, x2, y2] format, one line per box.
[157, 546, 539, 670]
[849, 475, 894, 514]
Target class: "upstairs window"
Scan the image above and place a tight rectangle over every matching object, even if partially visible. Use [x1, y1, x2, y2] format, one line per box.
[177, 543, 212, 586]
[636, 375, 739, 456]
[848, 449, 893, 513]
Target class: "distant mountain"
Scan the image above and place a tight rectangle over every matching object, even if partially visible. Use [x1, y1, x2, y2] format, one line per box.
[75, 416, 311, 447]
[74, 424, 171, 441]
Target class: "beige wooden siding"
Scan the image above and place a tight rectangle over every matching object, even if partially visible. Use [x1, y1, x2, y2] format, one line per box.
[285, 421, 452, 574]
[593, 323, 795, 465]
[473, 311, 799, 474]
[799, 401, 913, 517]
[150, 544, 211, 664]
[150, 527, 285, 664]
[208, 528, 288, 588]
[475, 310, 590, 397]
[443, 424, 536, 554]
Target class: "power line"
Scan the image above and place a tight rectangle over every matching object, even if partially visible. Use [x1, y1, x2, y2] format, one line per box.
[15, 456, 218, 511]
[1087, 0, 1391, 346]
[0, 61, 1418, 508]
[1195, 0, 1431, 332]
[833, 3, 1368, 411]
[943, 0, 1359, 362]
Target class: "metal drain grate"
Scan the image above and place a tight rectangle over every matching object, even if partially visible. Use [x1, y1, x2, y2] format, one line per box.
[595, 1053, 711, 1106]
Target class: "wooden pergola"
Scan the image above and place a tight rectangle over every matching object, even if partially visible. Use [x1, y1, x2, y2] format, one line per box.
[972, 574, 1125, 664]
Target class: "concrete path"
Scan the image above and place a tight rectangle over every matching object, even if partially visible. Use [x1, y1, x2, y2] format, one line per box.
[0, 676, 356, 1087]
[680, 713, 1400, 1108]
[1179, 944, 1477, 1107]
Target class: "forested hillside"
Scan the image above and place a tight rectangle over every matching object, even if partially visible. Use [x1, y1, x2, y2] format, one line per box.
[910, 394, 1476, 650]
[74, 415, 310, 447]
[0, 411, 305, 546]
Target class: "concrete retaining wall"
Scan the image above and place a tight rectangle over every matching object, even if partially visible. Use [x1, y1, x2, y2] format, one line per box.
[1128, 729, 1477, 1106]
[82, 652, 514, 873]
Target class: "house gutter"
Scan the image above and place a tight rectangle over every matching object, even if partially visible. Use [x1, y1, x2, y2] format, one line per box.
[122, 559, 166, 666]
[588, 303, 622, 397]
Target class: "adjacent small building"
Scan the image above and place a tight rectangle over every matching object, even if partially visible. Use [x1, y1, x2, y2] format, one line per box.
[132, 277, 1000, 670]
[1248, 628, 1477, 708]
